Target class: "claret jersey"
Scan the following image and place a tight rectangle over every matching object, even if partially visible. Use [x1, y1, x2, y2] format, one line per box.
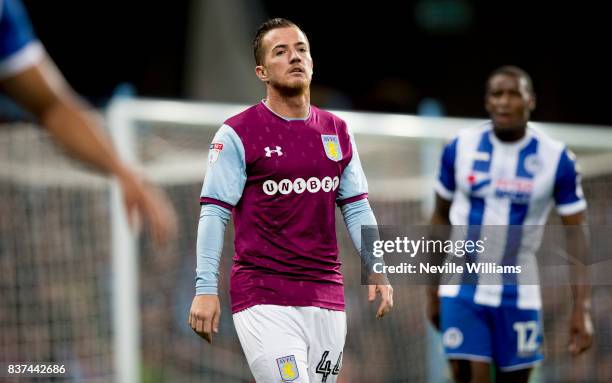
[200, 101, 368, 313]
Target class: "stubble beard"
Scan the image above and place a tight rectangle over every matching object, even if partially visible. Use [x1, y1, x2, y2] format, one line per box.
[270, 77, 310, 98]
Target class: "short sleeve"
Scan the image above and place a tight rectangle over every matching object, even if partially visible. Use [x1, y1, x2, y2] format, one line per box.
[554, 147, 587, 216]
[0, 0, 44, 79]
[337, 131, 368, 206]
[199, 124, 246, 210]
[434, 138, 458, 200]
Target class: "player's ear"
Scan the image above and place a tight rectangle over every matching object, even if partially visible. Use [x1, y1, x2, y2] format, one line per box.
[255, 65, 268, 82]
[528, 94, 536, 111]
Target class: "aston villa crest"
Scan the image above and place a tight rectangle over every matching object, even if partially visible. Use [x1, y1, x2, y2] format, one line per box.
[277, 355, 299, 381]
[321, 135, 343, 161]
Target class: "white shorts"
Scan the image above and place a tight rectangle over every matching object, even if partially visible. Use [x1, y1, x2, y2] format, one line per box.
[233, 304, 347, 383]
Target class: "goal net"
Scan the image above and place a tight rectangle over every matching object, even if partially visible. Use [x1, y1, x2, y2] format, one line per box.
[2, 99, 611, 382]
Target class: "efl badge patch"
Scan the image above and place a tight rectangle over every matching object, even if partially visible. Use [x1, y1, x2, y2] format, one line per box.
[321, 135, 343, 161]
[208, 142, 223, 165]
[276, 355, 299, 381]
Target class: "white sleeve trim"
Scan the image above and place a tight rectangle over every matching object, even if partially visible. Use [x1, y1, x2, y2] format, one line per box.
[556, 199, 587, 216]
[434, 179, 454, 201]
[0, 41, 44, 79]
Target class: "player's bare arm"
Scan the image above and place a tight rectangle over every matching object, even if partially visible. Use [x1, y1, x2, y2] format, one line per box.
[561, 211, 593, 355]
[426, 194, 451, 330]
[0, 56, 177, 245]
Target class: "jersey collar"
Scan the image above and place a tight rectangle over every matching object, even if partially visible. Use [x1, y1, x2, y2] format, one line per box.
[261, 100, 312, 122]
[488, 123, 534, 150]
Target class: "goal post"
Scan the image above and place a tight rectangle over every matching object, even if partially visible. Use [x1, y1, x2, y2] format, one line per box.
[4, 98, 611, 383]
[103, 98, 612, 383]
[107, 100, 140, 383]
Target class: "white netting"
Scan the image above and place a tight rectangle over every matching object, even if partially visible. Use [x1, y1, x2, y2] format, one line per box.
[0, 124, 113, 382]
[2, 100, 612, 382]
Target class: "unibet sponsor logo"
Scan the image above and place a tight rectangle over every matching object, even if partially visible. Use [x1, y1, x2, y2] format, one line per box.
[263, 176, 340, 196]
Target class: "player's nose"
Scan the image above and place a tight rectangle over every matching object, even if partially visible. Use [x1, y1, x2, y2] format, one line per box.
[289, 49, 302, 63]
[497, 93, 511, 105]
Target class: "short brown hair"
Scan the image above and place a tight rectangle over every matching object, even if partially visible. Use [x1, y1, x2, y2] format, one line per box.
[253, 18, 304, 66]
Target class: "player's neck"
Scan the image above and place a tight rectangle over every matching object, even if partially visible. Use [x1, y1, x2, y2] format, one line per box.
[265, 90, 310, 119]
[493, 126, 527, 143]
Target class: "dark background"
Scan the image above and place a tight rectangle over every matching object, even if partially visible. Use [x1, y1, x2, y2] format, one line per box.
[23, 0, 611, 125]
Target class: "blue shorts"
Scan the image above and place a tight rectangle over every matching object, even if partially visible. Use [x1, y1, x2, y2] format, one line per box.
[440, 297, 543, 371]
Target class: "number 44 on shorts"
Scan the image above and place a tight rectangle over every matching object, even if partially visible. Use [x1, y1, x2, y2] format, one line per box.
[315, 351, 342, 382]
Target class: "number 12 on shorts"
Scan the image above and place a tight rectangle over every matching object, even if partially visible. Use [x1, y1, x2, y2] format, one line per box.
[315, 351, 342, 382]
[513, 320, 539, 354]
